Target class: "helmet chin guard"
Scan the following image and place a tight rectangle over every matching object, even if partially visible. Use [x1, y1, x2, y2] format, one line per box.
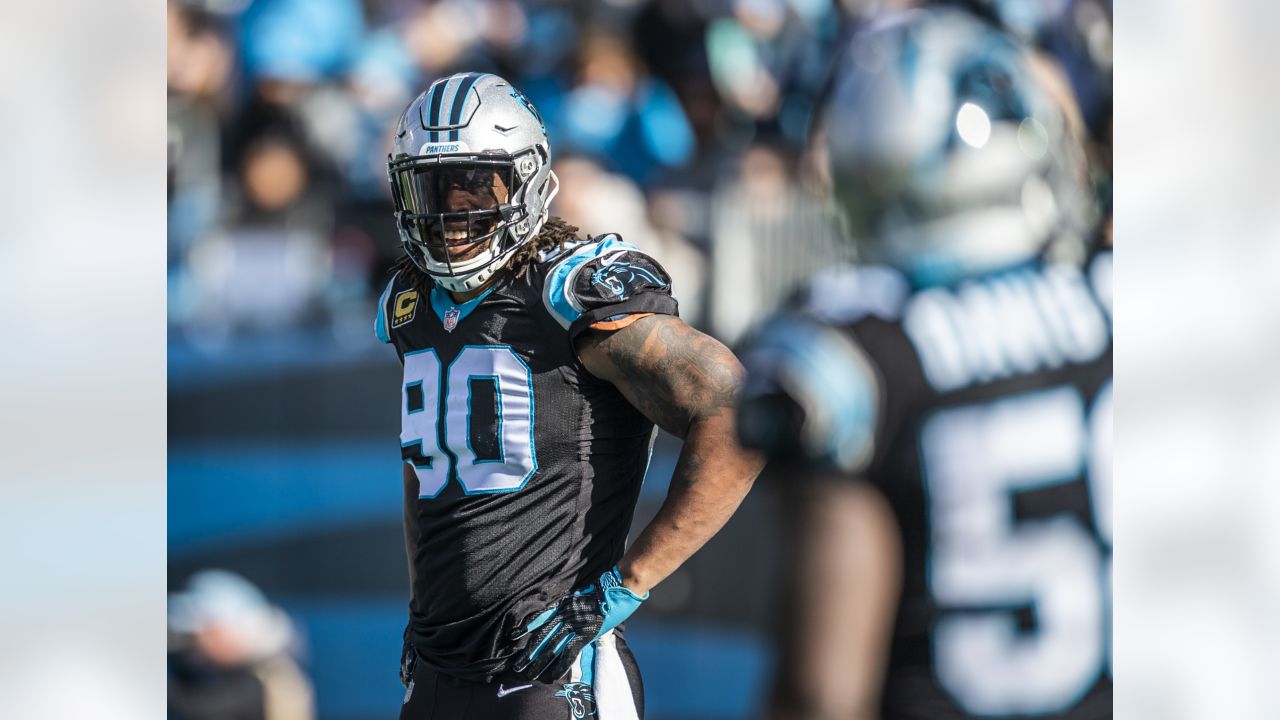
[388, 73, 558, 293]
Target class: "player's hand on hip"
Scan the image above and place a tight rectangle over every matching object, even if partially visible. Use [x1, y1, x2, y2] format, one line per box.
[507, 567, 647, 681]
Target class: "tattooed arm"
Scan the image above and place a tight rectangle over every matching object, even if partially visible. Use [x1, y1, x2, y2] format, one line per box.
[576, 314, 765, 596]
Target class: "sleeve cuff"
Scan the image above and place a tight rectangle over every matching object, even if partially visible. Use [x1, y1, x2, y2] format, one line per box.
[568, 294, 679, 341]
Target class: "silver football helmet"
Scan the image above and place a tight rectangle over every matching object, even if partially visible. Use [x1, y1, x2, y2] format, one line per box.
[388, 72, 559, 293]
[819, 8, 1093, 286]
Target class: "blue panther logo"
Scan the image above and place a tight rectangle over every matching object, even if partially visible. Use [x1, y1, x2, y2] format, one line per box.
[509, 87, 546, 135]
[555, 683, 597, 718]
[590, 261, 665, 300]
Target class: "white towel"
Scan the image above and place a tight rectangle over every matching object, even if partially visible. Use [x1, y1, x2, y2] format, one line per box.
[592, 631, 640, 720]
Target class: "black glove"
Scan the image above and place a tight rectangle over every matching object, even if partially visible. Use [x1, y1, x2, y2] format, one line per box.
[507, 567, 646, 681]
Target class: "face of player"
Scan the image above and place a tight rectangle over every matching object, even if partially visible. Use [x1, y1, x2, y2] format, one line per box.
[429, 170, 511, 263]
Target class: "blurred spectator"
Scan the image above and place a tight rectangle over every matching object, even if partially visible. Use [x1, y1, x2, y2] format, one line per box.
[632, 0, 712, 91]
[168, 570, 315, 720]
[705, 0, 844, 147]
[238, 0, 365, 84]
[341, 27, 423, 199]
[708, 142, 849, 344]
[529, 28, 695, 187]
[401, 1, 483, 77]
[169, 1, 236, 317]
[231, 0, 369, 207]
[182, 129, 334, 340]
[631, 0, 723, 154]
[168, 2, 236, 104]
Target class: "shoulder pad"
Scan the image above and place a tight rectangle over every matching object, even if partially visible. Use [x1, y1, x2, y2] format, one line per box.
[739, 314, 881, 472]
[542, 234, 677, 334]
[374, 273, 398, 344]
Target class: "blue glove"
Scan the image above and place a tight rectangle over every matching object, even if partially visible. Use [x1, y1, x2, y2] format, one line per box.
[508, 567, 647, 681]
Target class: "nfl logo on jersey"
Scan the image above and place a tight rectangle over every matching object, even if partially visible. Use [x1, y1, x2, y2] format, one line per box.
[444, 307, 460, 332]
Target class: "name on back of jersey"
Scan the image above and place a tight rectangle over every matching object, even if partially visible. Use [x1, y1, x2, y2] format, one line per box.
[903, 260, 1112, 393]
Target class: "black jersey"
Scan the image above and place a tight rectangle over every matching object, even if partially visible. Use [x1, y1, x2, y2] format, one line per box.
[375, 234, 677, 681]
[741, 253, 1113, 719]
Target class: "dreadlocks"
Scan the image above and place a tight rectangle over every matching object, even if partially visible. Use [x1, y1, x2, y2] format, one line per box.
[388, 216, 583, 293]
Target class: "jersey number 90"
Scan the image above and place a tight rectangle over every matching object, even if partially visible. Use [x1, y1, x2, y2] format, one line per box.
[400, 345, 537, 498]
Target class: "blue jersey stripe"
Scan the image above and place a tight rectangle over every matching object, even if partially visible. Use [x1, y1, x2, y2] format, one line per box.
[374, 274, 397, 344]
[541, 235, 632, 329]
[429, 283, 497, 328]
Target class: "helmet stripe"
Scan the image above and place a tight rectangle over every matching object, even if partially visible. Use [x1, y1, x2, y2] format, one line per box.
[426, 77, 447, 143]
[431, 73, 467, 142]
[447, 72, 485, 142]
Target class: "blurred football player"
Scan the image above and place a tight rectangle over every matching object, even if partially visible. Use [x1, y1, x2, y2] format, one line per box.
[737, 9, 1111, 719]
[377, 72, 763, 720]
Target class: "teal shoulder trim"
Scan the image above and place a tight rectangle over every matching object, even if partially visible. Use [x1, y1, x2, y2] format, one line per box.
[428, 284, 497, 329]
[374, 274, 397, 344]
[541, 234, 634, 330]
[751, 316, 881, 471]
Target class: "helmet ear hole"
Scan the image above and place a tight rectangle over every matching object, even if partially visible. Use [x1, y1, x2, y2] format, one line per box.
[516, 155, 537, 180]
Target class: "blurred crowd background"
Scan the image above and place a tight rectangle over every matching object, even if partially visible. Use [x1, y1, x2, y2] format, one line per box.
[167, 0, 1110, 347]
[16, 0, 1280, 718]
[167, 0, 1112, 718]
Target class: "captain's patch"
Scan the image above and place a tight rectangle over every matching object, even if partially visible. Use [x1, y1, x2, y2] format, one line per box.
[393, 289, 419, 328]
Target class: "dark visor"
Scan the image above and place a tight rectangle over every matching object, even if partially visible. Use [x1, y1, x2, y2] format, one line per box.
[389, 156, 527, 264]
[391, 158, 517, 214]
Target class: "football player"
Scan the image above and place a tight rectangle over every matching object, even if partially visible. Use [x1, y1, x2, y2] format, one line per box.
[377, 72, 764, 720]
[737, 9, 1111, 719]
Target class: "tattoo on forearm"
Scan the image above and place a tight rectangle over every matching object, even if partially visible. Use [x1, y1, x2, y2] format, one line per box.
[599, 317, 766, 594]
[581, 316, 743, 438]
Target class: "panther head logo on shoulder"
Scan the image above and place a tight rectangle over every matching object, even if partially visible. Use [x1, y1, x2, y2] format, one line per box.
[590, 261, 665, 301]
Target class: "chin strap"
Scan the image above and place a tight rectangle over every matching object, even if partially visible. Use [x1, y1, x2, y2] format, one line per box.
[543, 170, 560, 211]
[435, 260, 503, 293]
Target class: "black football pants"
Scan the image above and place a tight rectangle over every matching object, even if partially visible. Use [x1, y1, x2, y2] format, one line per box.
[399, 632, 643, 719]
